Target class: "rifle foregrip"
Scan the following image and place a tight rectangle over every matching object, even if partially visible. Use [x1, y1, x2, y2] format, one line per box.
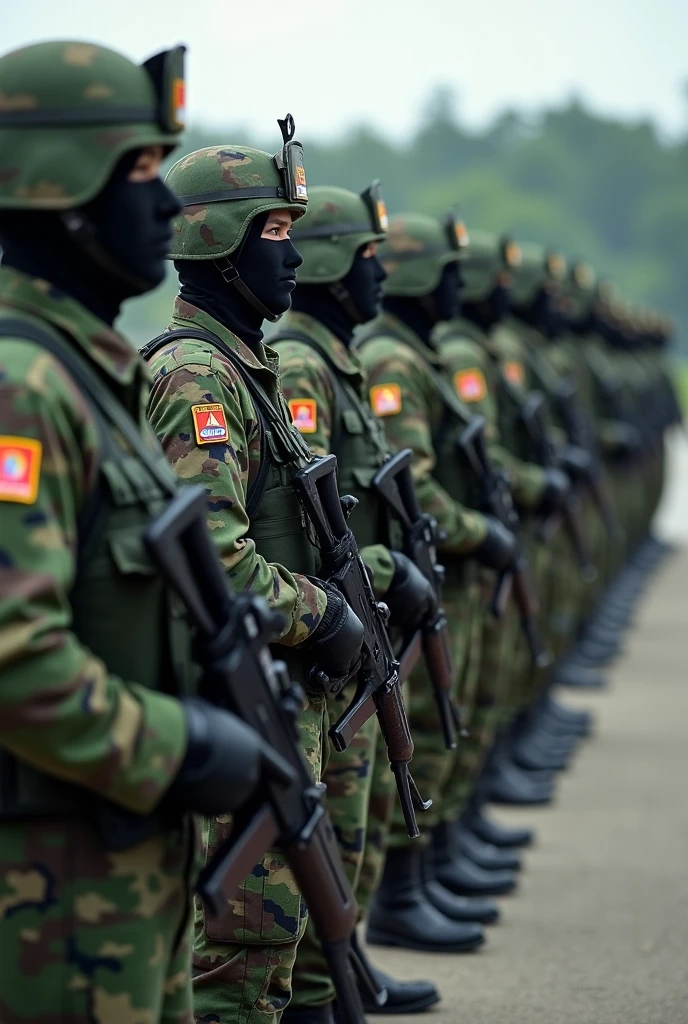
[375, 680, 414, 763]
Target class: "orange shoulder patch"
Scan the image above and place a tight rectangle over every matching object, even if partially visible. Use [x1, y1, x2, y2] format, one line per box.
[454, 368, 487, 403]
[370, 383, 402, 417]
[288, 398, 317, 434]
[0, 437, 42, 504]
[191, 403, 229, 444]
[504, 361, 525, 386]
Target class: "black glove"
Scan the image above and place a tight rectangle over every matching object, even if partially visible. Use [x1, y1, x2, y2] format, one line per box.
[309, 583, 365, 680]
[560, 445, 593, 481]
[473, 517, 517, 570]
[538, 467, 570, 514]
[384, 551, 436, 632]
[613, 423, 643, 460]
[169, 697, 294, 816]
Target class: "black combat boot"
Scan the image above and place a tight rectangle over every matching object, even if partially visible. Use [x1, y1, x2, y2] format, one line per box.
[432, 821, 518, 896]
[461, 787, 535, 849]
[283, 1003, 337, 1022]
[485, 733, 555, 805]
[350, 932, 441, 1015]
[454, 825, 522, 871]
[366, 845, 485, 953]
[420, 846, 501, 923]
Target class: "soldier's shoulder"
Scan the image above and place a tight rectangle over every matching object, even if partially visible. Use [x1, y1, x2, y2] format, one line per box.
[274, 337, 329, 374]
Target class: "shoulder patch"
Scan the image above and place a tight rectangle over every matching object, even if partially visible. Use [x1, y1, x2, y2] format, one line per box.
[191, 403, 229, 444]
[454, 368, 487, 403]
[504, 361, 525, 386]
[370, 383, 402, 417]
[0, 437, 42, 505]
[289, 398, 317, 434]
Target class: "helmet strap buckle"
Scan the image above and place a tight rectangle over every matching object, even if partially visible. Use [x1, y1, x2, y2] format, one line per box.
[329, 281, 363, 325]
[214, 257, 239, 284]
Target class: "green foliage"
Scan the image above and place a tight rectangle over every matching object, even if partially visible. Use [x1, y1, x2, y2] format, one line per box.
[120, 90, 688, 353]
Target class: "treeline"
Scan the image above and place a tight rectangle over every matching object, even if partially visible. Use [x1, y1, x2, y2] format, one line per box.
[120, 88, 688, 353]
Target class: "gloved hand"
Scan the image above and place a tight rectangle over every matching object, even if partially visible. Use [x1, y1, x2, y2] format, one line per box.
[614, 423, 643, 460]
[538, 467, 570, 514]
[309, 582, 365, 681]
[560, 444, 593, 481]
[169, 697, 295, 816]
[384, 551, 436, 632]
[473, 517, 517, 570]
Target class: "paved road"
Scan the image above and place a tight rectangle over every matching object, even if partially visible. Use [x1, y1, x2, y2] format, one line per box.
[366, 437, 688, 1024]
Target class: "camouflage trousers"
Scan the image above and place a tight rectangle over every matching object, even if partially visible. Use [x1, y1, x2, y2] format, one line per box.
[192, 694, 327, 1024]
[288, 688, 380, 1011]
[388, 569, 483, 848]
[355, 727, 397, 916]
[438, 570, 520, 822]
[0, 815, 196, 1023]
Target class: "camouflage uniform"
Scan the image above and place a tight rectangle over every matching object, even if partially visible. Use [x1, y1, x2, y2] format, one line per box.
[271, 185, 395, 1012]
[357, 214, 492, 845]
[0, 41, 199, 1023]
[144, 144, 330, 1023]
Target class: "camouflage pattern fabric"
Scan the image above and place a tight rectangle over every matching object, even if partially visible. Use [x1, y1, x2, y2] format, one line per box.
[192, 699, 326, 1023]
[0, 819, 196, 1024]
[146, 297, 327, 646]
[355, 726, 397, 915]
[0, 266, 193, 1021]
[146, 298, 329, 1023]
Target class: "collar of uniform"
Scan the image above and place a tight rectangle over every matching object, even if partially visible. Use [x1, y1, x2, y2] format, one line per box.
[434, 315, 487, 347]
[368, 311, 444, 367]
[279, 311, 364, 382]
[170, 295, 277, 379]
[0, 265, 140, 385]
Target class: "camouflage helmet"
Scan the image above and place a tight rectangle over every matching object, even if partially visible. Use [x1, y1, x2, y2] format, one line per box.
[381, 211, 468, 297]
[565, 261, 597, 321]
[508, 241, 567, 306]
[461, 229, 521, 302]
[0, 41, 186, 209]
[290, 182, 388, 283]
[166, 115, 308, 262]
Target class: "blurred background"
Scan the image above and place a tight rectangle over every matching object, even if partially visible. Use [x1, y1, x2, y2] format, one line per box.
[6, 0, 688, 379]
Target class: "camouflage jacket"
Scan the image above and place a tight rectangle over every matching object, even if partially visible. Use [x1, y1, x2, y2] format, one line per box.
[0, 266, 186, 814]
[146, 297, 327, 646]
[357, 311, 488, 555]
[434, 315, 547, 508]
[273, 311, 395, 596]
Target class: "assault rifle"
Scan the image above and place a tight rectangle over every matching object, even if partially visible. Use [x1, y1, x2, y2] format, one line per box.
[520, 391, 597, 582]
[294, 454, 431, 839]
[457, 417, 551, 669]
[144, 485, 384, 1023]
[371, 448, 464, 751]
[553, 378, 620, 542]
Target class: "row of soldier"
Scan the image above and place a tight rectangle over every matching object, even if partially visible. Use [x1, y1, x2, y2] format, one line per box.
[0, 40, 679, 1024]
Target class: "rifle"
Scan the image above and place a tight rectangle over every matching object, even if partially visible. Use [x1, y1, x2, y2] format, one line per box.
[554, 378, 621, 542]
[293, 454, 431, 839]
[520, 391, 597, 583]
[457, 417, 552, 669]
[144, 485, 384, 1023]
[372, 448, 465, 751]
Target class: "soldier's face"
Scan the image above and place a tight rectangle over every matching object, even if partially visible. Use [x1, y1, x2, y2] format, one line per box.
[340, 242, 388, 324]
[85, 145, 181, 294]
[235, 210, 304, 318]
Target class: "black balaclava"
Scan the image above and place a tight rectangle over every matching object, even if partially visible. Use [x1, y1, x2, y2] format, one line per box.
[0, 149, 181, 327]
[177, 211, 302, 349]
[513, 285, 554, 336]
[463, 281, 511, 332]
[291, 244, 387, 345]
[384, 261, 461, 346]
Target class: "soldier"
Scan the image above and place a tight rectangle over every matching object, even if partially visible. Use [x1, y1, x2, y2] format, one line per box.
[356, 213, 523, 948]
[433, 229, 574, 833]
[143, 134, 366, 1023]
[0, 40, 281, 1022]
[274, 182, 485, 1010]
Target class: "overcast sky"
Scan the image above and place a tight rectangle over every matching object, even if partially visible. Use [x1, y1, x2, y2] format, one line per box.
[5, 0, 688, 140]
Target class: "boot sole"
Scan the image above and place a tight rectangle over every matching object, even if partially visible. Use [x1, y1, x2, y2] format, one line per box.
[362, 992, 442, 1015]
[366, 928, 485, 954]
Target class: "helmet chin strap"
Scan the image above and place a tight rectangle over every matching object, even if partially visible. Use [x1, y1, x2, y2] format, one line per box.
[329, 281, 364, 325]
[419, 293, 441, 324]
[213, 256, 281, 323]
[60, 210, 154, 295]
